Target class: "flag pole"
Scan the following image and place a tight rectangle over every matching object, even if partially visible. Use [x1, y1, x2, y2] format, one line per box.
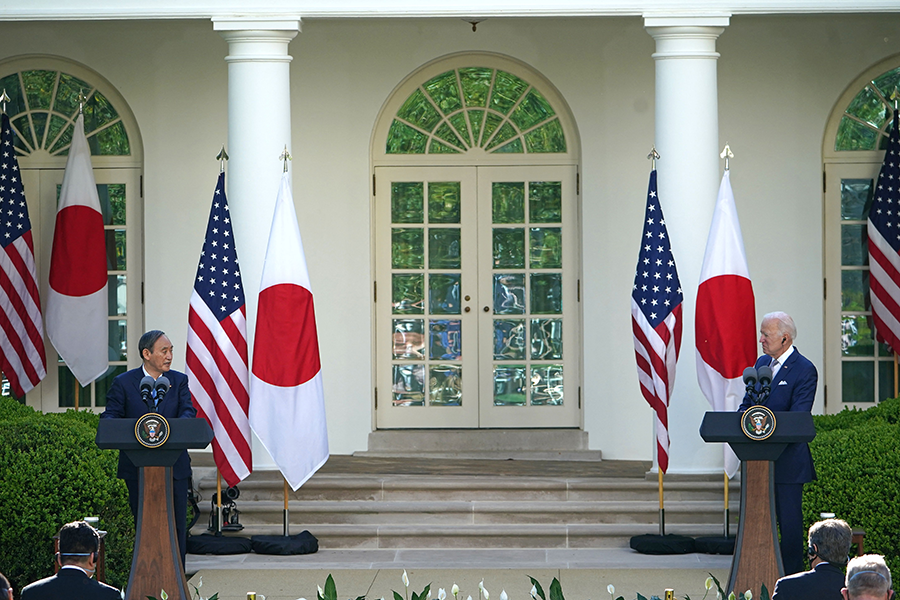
[74, 383, 79, 410]
[0, 90, 8, 115]
[283, 477, 290, 536]
[658, 468, 665, 535]
[217, 145, 229, 173]
[216, 471, 223, 535]
[723, 471, 730, 537]
[720, 144, 734, 171]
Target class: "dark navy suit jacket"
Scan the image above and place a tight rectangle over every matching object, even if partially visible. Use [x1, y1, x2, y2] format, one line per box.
[21, 567, 121, 600]
[738, 347, 817, 484]
[772, 561, 845, 600]
[100, 366, 196, 480]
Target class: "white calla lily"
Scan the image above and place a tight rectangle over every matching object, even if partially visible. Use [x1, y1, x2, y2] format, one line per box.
[402, 571, 410, 588]
[500, 590, 507, 600]
[607, 584, 615, 596]
[531, 584, 538, 599]
[744, 591, 752, 600]
[438, 588, 447, 600]
[452, 585, 460, 598]
[318, 585, 325, 597]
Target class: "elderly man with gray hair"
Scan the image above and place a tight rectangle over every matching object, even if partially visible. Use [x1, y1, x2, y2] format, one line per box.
[842, 554, 894, 600]
[739, 311, 818, 574]
[772, 518, 852, 599]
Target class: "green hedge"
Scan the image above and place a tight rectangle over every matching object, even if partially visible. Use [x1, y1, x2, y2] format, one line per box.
[0, 397, 134, 596]
[804, 397, 900, 588]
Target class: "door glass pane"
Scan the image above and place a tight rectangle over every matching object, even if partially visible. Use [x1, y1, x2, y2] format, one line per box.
[492, 182, 525, 223]
[393, 319, 425, 359]
[108, 275, 126, 316]
[94, 365, 127, 407]
[494, 319, 526, 360]
[531, 318, 563, 360]
[430, 365, 462, 406]
[531, 273, 562, 314]
[842, 361, 874, 403]
[429, 319, 462, 360]
[841, 179, 873, 220]
[57, 363, 88, 408]
[530, 227, 562, 269]
[493, 228, 525, 268]
[494, 365, 526, 406]
[429, 228, 461, 269]
[494, 274, 525, 314]
[392, 182, 424, 223]
[392, 228, 424, 269]
[392, 274, 424, 314]
[841, 224, 868, 266]
[108, 320, 127, 361]
[841, 270, 869, 312]
[428, 182, 461, 223]
[879, 360, 895, 403]
[842, 316, 874, 357]
[429, 274, 460, 314]
[393, 364, 425, 406]
[98, 183, 126, 226]
[531, 365, 563, 406]
[529, 182, 562, 223]
[106, 230, 126, 270]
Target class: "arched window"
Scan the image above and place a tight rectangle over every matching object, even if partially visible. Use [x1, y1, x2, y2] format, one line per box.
[0, 56, 142, 413]
[372, 53, 580, 430]
[824, 58, 900, 410]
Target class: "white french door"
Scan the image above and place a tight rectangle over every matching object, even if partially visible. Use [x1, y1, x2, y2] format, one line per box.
[375, 165, 579, 428]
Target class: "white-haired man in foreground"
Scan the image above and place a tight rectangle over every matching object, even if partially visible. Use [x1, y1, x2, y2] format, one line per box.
[842, 554, 894, 600]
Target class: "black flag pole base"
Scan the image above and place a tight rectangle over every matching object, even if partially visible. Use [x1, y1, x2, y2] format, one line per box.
[693, 508, 736, 555]
[629, 508, 696, 555]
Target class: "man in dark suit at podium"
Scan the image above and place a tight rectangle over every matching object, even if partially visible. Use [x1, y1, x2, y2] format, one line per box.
[739, 311, 818, 575]
[773, 518, 852, 600]
[100, 329, 196, 566]
[20, 521, 120, 600]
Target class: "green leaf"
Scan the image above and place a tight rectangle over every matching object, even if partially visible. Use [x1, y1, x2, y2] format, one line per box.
[548, 578, 564, 600]
[394, 591, 405, 600]
[413, 583, 432, 600]
[637, 595, 648, 600]
[760, 583, 770, 600]
[325, 574, 338, 600]
[527, 577, 546, 600]
[354, 596, 367, 600]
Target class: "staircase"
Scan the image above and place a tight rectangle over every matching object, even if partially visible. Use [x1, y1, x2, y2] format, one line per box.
[189, 454, 740, 549]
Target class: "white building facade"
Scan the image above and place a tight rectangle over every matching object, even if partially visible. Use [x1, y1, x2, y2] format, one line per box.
[4, 1, 899, 475]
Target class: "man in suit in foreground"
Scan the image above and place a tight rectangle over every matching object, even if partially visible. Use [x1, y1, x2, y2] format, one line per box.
[773, 518, 852, 600]
[739, 311, 818, 575]
[843, 555, 894, 600]
[101, 329, 196, 566]
[21, 521, 120, 600]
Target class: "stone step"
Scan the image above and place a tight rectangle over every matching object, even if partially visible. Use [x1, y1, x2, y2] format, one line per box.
[194, 499, 741, 526]
[188, 522, 737, 549]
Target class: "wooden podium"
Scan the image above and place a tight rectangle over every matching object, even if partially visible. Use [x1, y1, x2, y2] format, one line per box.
[700, 411, 815, 597]
[96, 418, 213, 600]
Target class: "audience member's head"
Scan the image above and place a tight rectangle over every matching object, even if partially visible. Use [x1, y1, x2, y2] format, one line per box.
[808, 518, 852, 566]
[57, 520, 101, 569]
[0, 572, 12, 600]
[843, 554, 894, 600]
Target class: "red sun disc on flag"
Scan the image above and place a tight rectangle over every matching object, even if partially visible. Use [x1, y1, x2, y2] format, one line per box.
[253, 283, 321, 387]
[49, 206, 107, 297]
[695, 274, 757, 379]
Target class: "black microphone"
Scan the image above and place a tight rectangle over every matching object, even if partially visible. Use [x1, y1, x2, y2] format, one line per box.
[154, 376, 171, 409]
[742, 367, 758, 386]
[140, 376, 155, 408]
[757, 365, 773, 402]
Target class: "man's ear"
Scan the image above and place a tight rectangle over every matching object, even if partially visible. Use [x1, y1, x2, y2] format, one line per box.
[841, 588, 850, 600]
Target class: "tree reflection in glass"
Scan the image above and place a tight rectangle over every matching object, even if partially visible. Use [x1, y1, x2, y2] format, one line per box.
[493, 274, 525, 315]
[531, 365, 563, 406]
[393, 364, 425, 406]
[493, 365, 526, 406]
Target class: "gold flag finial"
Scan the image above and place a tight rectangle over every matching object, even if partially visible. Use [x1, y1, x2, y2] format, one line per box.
[647, 146, 660, 170]
[280, 145, 292, 173]
[720, 143, 734, 171]
[77, 89, 86, 115]
[0, 90, 9, 115]
[216, 145, 229, 173]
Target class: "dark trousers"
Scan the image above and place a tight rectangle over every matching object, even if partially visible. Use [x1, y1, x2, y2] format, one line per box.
[775, 482, 805, 575]
[125, 476, 189, 567]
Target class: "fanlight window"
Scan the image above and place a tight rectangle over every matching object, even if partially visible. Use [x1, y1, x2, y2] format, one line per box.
[0, 69, 130, 156]
[386, 67, 566, 155]
[835, 66, 900, 151]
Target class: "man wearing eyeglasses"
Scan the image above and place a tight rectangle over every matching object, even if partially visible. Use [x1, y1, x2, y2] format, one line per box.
[843, 555, 894, 600]
[772, 518, 852, 600]
[20, 521, 121, 600]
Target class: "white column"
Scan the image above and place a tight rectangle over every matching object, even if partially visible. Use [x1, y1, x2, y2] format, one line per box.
[213, 17, 301, 470]
[645, 15, 729, 474]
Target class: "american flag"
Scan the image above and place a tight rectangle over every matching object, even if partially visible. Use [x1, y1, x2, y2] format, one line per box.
[186, 172, 251, 486]
[0, 114, 46, 397]
[631, 169, 682, 473]
[868, 110, 900, 356]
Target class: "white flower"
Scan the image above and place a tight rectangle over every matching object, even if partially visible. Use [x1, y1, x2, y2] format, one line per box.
[500, 591, 508, 600]
[479, 581, 485, 593]
[607, 584, 615, 596]
[161, 591, 169, 600]
[531, 584, 538, 599]
[484, 590, 489, 600]
[318, 585, 325, 597]
[705, 578, 714, 591]
[297, 598, 308, 600]
[403, 571, 410, 588]
[439, 589, 447, 600]
[744, 592, 752, 600]
[727, 593, 735, 600]
[452, 585, 460, 598]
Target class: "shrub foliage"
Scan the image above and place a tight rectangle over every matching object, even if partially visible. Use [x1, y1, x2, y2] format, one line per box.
[804, 396, 900, 586]
[0, 397, 134, 595]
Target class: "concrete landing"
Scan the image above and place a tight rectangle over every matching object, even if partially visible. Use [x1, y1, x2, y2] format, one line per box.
[187, 548, 732, 600]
